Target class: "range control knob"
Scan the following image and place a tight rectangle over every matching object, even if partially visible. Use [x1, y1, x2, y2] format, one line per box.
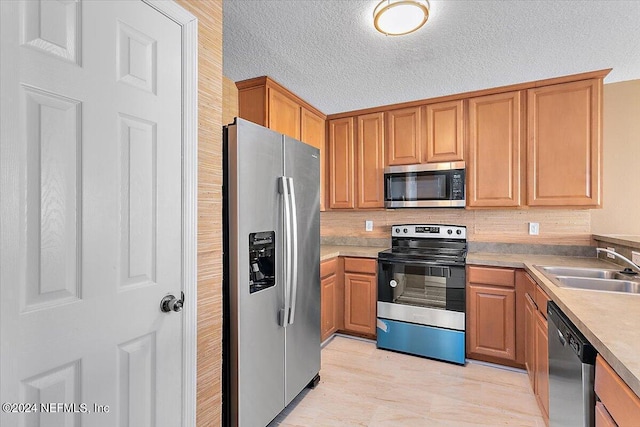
[447, 229, 453, 235]
[389, 280, 398, 288]
[403, 228, 408, 233]
[456, 229, 462, 235]
[395, 228, 400, 233]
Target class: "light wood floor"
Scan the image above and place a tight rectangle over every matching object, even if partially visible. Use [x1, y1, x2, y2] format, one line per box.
[269, 335, 545, 426]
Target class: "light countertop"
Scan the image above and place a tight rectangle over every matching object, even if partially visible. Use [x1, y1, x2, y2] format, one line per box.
[322, 244, 640, 397]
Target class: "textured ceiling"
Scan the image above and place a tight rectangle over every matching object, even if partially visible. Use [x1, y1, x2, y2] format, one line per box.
[223, 0, 640, 115]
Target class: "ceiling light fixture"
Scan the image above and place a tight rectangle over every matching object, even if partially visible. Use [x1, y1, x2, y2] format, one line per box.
[373, 0, 430, 36]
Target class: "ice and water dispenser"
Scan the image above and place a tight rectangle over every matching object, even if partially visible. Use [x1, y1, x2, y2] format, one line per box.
[249, 231, 275, 294]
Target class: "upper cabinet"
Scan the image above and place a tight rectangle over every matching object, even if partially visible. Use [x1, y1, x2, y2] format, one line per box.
[236, 77, 328, 210]
[527, 79, 602, 207]
[386, 107, 421, 166]
[467, 91, 524, 207]
[424, 100, 465, 163]
[268, 88, 301, 140]
[357, 113, 385, 208]
[328, 117, 355, 209]
[328, 114, 385, 209]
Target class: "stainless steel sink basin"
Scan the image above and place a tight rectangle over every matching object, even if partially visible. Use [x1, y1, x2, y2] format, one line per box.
[535, 265, 640, 295]
[555, 276, 640, 294]
[539, 266, 633, 281]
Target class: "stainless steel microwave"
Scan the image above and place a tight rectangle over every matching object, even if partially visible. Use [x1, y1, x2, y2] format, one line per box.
[384, 162, 465, 208]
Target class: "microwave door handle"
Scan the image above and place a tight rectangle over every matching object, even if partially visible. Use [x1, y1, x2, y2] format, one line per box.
[279, 176, 292, 327]
[287, 177, 299, 325]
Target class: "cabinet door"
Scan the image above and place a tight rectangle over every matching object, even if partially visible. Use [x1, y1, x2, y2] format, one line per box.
[467, 284, 516, 361]
[595, 402, 617, 427]
[535, 309, 550, 419]
[321, 274, 337, 342]
[328, 117, 355, 209]
[268, 87, 301, 140]
[424, 100, 464, 163]
[527, 79, 602, 206]
[386, 107, 421, 165]
[468, 91, 524, 207]
[357, 112, 385, 208]
[344, 273, 376, 336]
[301, 108, 326, 211]
[524, 293, 537, 390]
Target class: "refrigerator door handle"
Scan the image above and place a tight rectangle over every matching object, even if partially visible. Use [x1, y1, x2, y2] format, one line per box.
[279, 176, 292, 327]
[287, 177, 299, 325]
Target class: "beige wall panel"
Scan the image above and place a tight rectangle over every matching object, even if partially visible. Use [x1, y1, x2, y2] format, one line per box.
[591, 80, 640, 235]
[175, 1, 223, 426]
[223, 75, 239, 126]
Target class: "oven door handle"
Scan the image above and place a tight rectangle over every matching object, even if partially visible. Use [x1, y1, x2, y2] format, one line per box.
[378, 258, 463, 268]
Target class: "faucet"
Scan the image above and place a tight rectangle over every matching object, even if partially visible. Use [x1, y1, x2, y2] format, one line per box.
[596, 248, 640, 275]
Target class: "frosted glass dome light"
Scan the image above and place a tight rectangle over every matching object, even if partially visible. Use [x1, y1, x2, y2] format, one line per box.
[373, 0, 430, 36]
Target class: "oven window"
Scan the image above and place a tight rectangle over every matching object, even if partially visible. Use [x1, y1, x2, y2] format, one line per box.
[385, 172, 448, 201]
[378, 262, 465, 312]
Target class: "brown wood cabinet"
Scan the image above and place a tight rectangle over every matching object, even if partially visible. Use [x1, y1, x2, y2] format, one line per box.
[527, 78, 602, 207]
[424, 100, 464, 163]
[467, 266, 517, 364]
[386, 106, 422, 165]
[302, 108, 327, 210]
[521, 272, 550, 425]
[595, 402, 617, 427]
[328, 117, 355, 209]
[328, 114, 385, 210]
[467, 91, 524, 207]
[595, 355, 640, 427]
[357, 113, 385, 208]
[535, 308, 550, 420]
[343, 257, 377, 337]
[236, 76, 328, 210]
[320, 258, 340, 342]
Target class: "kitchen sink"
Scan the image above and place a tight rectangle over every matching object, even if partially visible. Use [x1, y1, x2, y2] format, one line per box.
[539, 266, 632, 280]
[535, 265, 640, 295]
[555, 276, 640, 294]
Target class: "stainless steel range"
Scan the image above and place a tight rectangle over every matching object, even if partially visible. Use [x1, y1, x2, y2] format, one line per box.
[377, 224, 467, 364]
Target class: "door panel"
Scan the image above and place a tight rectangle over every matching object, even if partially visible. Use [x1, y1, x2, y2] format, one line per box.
[328, 117, 355, 208]
[357, 112, 385, 208]
[1, 2, 184, 426]
[229, 119, 285, 426]
[424, 100, 464, 163]
[344, 273, 376, 335]
[386, 107, 421, 165]
[283, 136, 320, 405]
[467, 285, 516, 361]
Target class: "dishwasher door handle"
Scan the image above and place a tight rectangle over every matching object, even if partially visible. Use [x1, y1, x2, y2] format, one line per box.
[557, 329, 567, 346]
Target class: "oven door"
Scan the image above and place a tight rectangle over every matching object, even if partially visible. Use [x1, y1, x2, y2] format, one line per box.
[377, 258, 465, 330]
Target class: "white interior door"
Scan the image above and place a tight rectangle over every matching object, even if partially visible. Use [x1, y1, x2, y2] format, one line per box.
[0, 1, 192, 426]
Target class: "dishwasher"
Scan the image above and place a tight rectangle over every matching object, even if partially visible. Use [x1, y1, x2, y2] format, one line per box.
[547, 301, 597, 427]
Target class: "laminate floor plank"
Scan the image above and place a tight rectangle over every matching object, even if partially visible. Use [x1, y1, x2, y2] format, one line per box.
[270, 336, 545, 426]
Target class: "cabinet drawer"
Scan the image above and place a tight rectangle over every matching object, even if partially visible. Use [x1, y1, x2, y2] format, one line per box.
[344, 257, 376, 275]
[595, 402, 616, 427]
[595, 355, 640, 427]
[320, 258, 337, 279]
[535, 285, 551, 318]
[468, 266, 515, 288]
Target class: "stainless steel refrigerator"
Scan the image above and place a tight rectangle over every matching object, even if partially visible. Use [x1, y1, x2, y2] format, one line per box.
[223, 118, 321, 427]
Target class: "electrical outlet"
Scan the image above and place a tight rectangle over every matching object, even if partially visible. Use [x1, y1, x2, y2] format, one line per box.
[528, 222, 539, 235]
[606, 247, 616, 259]
[632, 251, 640, 265]
[365, 220, 373, 232]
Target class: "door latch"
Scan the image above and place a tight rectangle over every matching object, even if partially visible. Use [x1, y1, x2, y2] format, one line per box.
[160, 292, 185, 313]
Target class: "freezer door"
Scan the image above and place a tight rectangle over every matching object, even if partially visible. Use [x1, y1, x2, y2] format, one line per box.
[283, 136, 321, 405]
[227, 119, 286, 427]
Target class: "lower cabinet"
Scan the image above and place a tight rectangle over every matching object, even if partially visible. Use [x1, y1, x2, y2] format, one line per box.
[320, 258, 341, 342]
[466, 266, 518, 365]
[469, 266, 549, 424]
[320, 256, 377, 341]
[343, 258, 377, 337]
[595, 354, 640, 427]
[535, 308, 549, 420]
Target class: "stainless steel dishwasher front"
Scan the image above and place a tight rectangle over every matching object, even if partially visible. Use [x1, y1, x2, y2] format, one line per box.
[547, 301, 597, 427]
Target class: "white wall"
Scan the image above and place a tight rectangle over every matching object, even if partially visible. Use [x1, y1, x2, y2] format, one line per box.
[591, 80, 640, 235]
